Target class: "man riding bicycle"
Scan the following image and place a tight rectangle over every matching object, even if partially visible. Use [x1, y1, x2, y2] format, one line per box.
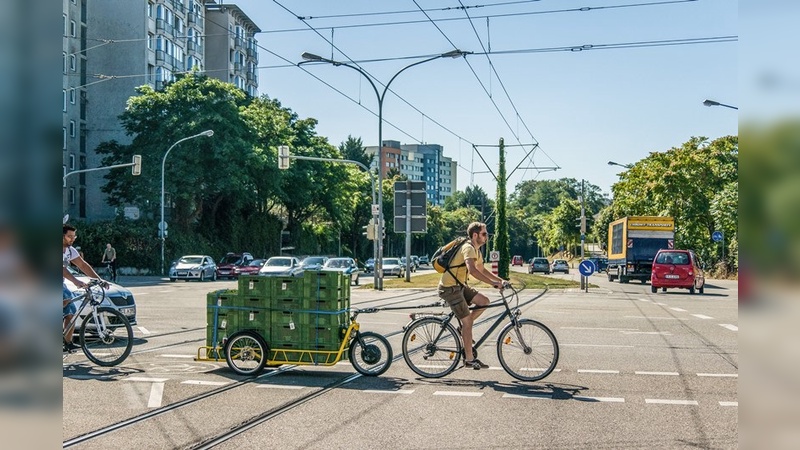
[101, 243, 117, 282]
[438, 221, 506, 370]
[63, 224, 106, 352]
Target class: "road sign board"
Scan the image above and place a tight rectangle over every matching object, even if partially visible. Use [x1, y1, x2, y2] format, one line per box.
[158, 221, 168, 231]
[371, 204, 379, 216]
[579, 260, 596, 276]
[712, 231, 723, 242]
[489, 251, 500, 262]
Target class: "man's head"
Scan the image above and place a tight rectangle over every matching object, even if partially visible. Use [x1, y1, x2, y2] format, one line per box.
[63, 224, 77, 247]
[106, 243, 112, 249]
[467, 222, 488, 245]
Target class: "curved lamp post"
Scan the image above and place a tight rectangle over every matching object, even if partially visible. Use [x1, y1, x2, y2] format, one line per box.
[703, 99, 738, 110]
[299, 49, 469, 290]
[608, 161, 633, 169]
[160, 130, 214, 276]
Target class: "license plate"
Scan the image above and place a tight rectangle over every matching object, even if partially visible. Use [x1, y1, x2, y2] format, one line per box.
[177, 271, 186, 276]
[665, 274, 680, 279]
[120, 307, 135, 316]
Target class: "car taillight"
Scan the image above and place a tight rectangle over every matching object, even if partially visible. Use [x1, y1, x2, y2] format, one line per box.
[688, 270, 693, 276]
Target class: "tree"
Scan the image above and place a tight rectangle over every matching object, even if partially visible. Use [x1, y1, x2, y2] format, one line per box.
[338, 135, 372, 167]
[496, 139, 510, 278]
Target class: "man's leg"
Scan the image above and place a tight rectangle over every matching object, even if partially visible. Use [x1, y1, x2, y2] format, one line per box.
[461, 314, 475, 361]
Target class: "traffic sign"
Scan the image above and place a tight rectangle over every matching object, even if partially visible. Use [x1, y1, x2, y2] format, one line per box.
[578, 260, 596, 276]
[712, 231, 723, 242]
[489, 251, 500, 262]
[158, 221, 168, 231]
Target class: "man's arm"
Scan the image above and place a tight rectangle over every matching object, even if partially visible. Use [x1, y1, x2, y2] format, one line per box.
[72, 256, 103, 280]
[63, 266, 86, 288]
[465, 259, 504, 288]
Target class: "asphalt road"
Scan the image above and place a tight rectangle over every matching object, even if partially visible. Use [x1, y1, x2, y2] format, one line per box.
[63, 269, 738, 449]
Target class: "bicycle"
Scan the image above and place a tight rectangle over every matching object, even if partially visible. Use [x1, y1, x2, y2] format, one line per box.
[102, 261, 116, 282]
[401, 283, 559, 381]
[63, 279, 133, 366]
[219, 307, 392, 377]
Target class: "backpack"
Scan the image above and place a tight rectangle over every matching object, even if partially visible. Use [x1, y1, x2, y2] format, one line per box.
[432, 237, 469, 274]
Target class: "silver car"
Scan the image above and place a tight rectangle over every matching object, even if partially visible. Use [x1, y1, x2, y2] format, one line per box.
[169, 255, 218, 281]
[551, 259, 570, 274]
[64, 266, 137, 326]
[259, 256, 303, 277]
[381, 258, 405, 278]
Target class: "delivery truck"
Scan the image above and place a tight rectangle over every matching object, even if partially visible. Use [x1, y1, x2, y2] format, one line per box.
[607, 216, 674, 284]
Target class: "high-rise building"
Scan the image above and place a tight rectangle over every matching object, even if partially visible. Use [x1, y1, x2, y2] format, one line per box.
[64, 0, 260, 220]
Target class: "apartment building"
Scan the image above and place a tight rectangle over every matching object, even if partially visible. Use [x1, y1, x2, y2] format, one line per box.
[64, 0, 259, 220]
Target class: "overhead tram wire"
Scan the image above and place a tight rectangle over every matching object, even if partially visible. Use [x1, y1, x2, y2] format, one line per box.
[295, 0, 543, 20]
[271, 0, 477, 148]
[261, 0, 701, 34]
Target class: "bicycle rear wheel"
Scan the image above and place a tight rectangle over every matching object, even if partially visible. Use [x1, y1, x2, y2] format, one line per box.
[349, 331, 392, 376]
[79, 307, 133, 367]
[496, 319, 559, 382]
[402, 318, 461, 378]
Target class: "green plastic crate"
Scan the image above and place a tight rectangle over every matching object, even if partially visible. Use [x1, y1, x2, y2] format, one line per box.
[271, 277, 304, 298]
[206, 290, 240, 307]
[238, 275, 271, 297]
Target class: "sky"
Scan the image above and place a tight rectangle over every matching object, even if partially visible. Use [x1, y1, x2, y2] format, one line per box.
[223, 0, 737, 198]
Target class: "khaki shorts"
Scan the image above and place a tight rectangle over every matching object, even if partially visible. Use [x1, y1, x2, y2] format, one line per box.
[438, 284, 479, 320]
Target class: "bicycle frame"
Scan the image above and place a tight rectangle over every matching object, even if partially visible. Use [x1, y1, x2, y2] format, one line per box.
[63, 282, 105, 343]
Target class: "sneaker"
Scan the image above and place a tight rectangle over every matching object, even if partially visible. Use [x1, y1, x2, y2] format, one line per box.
[464, 359, 489, 370]
[63, 342, 80, 353]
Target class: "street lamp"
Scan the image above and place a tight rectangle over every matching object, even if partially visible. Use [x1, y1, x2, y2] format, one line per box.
[160, 129, 214, 276]
[703, 99, 738, 110]
[607, 161, 633, 169]
[300, 49, 469, 289]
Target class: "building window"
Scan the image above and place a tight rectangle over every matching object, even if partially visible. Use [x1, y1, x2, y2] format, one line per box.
[70, 20, 76, 37]
[63, 90, 67, 112]
[63, 52, 67, 73]
[69, 188, 76, 205]
[148, 2, 154, 18]
[148, 33, 154, 50]
[70, 55, 76, 71]
[63, 14, 67, 36]
[69, 121, 76, 137]
[63, 128, 67, 150]
[69, 154, 76, 170]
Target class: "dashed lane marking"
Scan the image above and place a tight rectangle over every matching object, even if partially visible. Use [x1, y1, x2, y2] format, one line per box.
[256, 385, 304, 390]
[363, 390, 415, 395]
[574, 396, 626, 403]
[148, 382, 165, 408]
[635, 371, 679, 376]
[433, 391, 484, 397]
[638, 299, 651, 303]
[719, 324, 738, 331]
[158, 354, 195, 358]
[624, 316, 678, 320]
[126, 377, 169, 383]
[181, 380, 230, 386]
[502, 393, 552, 399]
[719, 401, 738, 407]
[697, 373, 738, 378]
[670, 307, 687, 312]
[137, 326, 151, 335]
[620, 331, 671, 335]
[691, 314, 714, 320]
[578, 369, 620, 374]
[645, 399, 698, 405]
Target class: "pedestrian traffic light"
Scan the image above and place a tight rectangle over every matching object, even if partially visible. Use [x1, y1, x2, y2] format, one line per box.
[278, 145, 290, 169]
[132, 154, 142, 176]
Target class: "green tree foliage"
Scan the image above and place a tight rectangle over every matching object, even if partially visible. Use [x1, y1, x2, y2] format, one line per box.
[496, 140, 510, 278]
[338, 135, 372, 167]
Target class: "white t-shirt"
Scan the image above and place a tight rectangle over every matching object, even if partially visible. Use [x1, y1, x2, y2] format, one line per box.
[63, 246, 79, 268]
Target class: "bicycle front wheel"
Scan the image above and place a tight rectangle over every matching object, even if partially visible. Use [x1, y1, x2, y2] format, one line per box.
[79, 307, 134, 367]
[497, 319, 559, 382]
[349, 331, 392, 376]
[402, 318, 461, 378]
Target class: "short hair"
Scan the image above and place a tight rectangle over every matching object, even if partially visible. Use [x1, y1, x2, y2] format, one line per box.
[63, 224, 76, 235]
[467, 222, 486, 239]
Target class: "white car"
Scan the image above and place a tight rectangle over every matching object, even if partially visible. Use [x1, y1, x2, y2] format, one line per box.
[322, 257, 361, 285]
[259, 256, 303, 277]
[551, 259, 570, 274]
[381, 258, 405, 278]
[64, 266, 137, 326]
[169, 255, 218, 282]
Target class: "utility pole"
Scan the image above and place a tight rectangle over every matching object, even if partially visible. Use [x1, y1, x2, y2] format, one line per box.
[580, 179, 587, 291]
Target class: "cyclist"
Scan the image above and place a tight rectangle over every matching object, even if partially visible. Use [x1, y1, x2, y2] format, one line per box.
[438, 221, 505, 370]
[63, 224, 105, 352]
[101, 242, 117, 282]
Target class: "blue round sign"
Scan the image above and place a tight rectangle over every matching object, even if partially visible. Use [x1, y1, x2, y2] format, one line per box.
[579, 260, 596, 276]
[712, 231, 723, 242]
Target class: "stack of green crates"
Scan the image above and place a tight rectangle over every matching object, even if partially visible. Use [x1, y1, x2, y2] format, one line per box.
[206, 272, 351, 363]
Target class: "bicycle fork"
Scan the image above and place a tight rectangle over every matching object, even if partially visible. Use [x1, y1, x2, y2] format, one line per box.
[503, 309, 532, 354]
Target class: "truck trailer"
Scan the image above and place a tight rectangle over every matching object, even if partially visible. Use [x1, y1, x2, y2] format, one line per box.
[607, 216, 674, 283]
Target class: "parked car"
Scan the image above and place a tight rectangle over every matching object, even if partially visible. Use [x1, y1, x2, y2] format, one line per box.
[512, 255, 524, 266]
[215, 252, 254, 280]
[322, 257, 361, 285]
[411, 255, 421, 269]
[400, 256, 418, 273]
[300, 256, 329, 271]
[64, 266, 137, 326]
[551, 259, 570, 274]
[258, 256, 303, 277]
[364, 258, 375, 273]
[170, 255, 217, 282]
[232, 259, 266, 277]
[419, 255, 429, 265]
[528, 257, 550, 274]
[381, 258, 405, 278]
[650, 249, 705, 294]
[586, 257, 608, 273]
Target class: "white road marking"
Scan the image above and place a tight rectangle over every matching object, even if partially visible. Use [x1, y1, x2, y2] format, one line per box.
[635, 371, 679, 376]
[578, 369, 619, 374]
[561, 327, 639, 331]
[502, 393, 552, 399]
[137, 326, 151, 335]
[697, 373, 738, 378]
[157, 290, 173, 293]
[638, 299, 651, 302]
[719, 401, 738, 407]
[363, 390, 415, 395]
[645, 399, 698, 405]
[181, 380, 230, 386]
[620, 331, 671, 335]
[574, 396, 626, 403]
[522, 368, 561, 373]
[126, 377, 169, 383]
[654, 302, 667, 306]
[433, 391, 484, 397]
[147, 382, 165, 408]
[159, 354, 195, 359]
[563, 344, 635, 348]
[691, 314, 714, 320]
[256, 385, 304, 390]
[670, 307, 687, 312]
[719, 324, 738, 331]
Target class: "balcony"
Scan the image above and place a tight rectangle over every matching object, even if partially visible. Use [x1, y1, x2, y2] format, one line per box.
[246, 46, 258, 61]
[187, 41, 203, 55]
[168, 0, 185, 14]
[156, 19, 174, 36]
[187, 12, 199, 25]
[233, 62, 242, 73]
[234, 36, 243, 49]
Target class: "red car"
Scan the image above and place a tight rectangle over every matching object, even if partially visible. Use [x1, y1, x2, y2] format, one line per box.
[650, 249, 705, 294]
[232, 259, 266, 277]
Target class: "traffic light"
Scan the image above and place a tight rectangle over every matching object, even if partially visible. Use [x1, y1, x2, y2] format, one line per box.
[278, 145, 290, 169]
[132, 154, 142, 175]
[364, 218, 376, 240]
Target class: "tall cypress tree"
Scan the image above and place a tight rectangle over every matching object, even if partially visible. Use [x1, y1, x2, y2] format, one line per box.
[496, 138, 509, 279]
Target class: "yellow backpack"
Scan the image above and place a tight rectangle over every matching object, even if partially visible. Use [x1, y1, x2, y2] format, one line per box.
[431, 237, 469, 274]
